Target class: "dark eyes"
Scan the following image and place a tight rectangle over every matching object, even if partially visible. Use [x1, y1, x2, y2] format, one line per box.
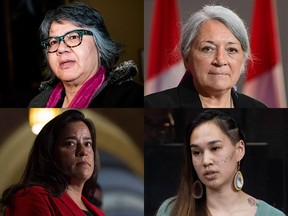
[68, 34, 80, 40]
[64, 141, 92, 147]
[200, 46, 239, 54]
[191, 150, 201, 156]
[227, 47, 238, 53]
[191, 147, 221, 156]
[85, 142, 92, 147]
[201, 46, 214, 52]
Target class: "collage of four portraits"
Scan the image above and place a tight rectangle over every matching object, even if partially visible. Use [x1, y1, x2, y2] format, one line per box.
[0, 0, 287, 215]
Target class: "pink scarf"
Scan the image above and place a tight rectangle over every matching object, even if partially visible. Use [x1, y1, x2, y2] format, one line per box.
[46, 66, 106, 108]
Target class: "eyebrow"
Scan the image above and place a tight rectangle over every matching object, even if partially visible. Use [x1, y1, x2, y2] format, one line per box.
[199, 41, 240, 46]
[64, 136, 92, 140]
[190, 140, 221, 148]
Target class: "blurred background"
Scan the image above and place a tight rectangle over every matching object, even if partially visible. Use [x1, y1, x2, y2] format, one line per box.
[144, 0, 288, 107]
[0, 0, 143, 107]
[0, 108, 144, 216]
[145, 109, 288, 215]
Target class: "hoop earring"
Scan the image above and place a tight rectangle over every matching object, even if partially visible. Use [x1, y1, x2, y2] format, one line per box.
[192, 180, 203, 199]
[233, 161, 244, 191]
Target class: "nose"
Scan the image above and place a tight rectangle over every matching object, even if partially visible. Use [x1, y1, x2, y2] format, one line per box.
[212, 48, 227, 67]
[57, 40, 70, 53]
[76, 144, 87, 157]
[202, 151, 213, 167]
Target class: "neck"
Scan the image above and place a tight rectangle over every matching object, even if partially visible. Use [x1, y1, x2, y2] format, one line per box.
[62, 84, 82, 108]
[205, 189, 257, 216]
[66, 184, 88, 211]
[61, 70, 99, 108]
[206, 187, 243, 209]
[199, 90, 234, 108]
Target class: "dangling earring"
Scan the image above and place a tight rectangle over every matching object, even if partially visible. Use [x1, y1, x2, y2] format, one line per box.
[233, 161, 244, 191]
[192, 180, 203, 199]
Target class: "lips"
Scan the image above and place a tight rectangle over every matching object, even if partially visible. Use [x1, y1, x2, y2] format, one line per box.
[209, 72, 229, 76]
[76, 160, 91, 167]
[59, 59, 75, 69]
[203, 170, 218, 180]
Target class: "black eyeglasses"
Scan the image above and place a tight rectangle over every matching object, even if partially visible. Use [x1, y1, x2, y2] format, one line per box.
[41, 29, 94, 53]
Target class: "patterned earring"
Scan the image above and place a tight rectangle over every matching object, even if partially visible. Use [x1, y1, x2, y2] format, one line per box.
[192, 180, 203, 199]
[233, 161, 244, 191]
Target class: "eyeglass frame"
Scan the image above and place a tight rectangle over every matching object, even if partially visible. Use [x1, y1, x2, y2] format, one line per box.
[41, 29, 94, 53]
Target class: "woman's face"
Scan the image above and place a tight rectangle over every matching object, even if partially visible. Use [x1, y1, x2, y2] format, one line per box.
[47, 21, 100, 86]
[54, 121, 94, 183]
[184, 20, 245, 96]
[190, 121, 244, 191]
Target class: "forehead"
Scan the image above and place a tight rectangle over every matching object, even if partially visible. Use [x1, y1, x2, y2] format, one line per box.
[49, 20, 83, 36]
[59, 121, 91, 136]
[194, 20, 240, 44]
[190, 121, 230, 145]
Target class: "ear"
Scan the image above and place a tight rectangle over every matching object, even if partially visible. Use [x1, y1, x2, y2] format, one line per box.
[184, 57, 189, 70]
[236, 140, 245, 161]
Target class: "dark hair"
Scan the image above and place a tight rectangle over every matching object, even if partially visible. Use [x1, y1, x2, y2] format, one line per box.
[40, 2, 121, 78]
[171, 110, 245, 216]
[0, 109, 99, 209]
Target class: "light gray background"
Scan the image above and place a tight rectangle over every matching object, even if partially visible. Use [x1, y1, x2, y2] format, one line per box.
[144, 0, 288, 101]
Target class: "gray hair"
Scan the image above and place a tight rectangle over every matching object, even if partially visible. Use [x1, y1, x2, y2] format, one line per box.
[40, 2, 121, 78]
[181, 5, 250, 71]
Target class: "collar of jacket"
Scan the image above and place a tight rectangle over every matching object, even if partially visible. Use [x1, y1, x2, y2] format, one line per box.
[39, 60, 138, 91]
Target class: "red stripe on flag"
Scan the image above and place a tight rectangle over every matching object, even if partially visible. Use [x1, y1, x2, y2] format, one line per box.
[147, 0, 181, 80]
[243, 0, 286, 107]
[246, 0, 280, 81]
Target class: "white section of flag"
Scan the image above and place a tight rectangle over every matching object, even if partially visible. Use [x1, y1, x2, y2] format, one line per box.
[243, 63, 286, 107]
[145, 61, 185, 96]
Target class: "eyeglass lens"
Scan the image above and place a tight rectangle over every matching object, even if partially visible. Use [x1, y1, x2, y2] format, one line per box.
[47, 31, 82, 53]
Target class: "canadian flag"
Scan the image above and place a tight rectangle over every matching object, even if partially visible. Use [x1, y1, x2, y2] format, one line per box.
[242, 0, 286, 107]
[145, 0, 185, 96]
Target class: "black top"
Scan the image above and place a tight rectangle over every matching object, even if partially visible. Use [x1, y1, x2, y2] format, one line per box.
[83, 210, 95, 216]
[145, 73, 268, 108]
[28, 62, 144, 108]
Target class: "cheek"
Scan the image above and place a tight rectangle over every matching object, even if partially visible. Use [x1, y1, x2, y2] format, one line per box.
[192, 157, 201, 170]
[214, 152, 235, 166]
[48, 56, 58, 70]
[231, 58, 244, 73]
[56, 151, 74, 168]
[189, 54, 211, 75]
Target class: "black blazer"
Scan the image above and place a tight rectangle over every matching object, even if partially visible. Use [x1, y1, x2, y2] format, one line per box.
[145, 74, 268, 108]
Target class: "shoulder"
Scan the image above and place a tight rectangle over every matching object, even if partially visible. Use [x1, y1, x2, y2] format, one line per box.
[156, 197, 176, 216]
[256, 200, 286, 216]
[90, 80, 143, 107]
[5, 186, 52, 215]
[28, 85, 54, 108]
[144, 88, 178, 108]
[15, 186, 50, 197]
[145, 86, 201, 108]
[232, 90, 268, 108]
[12, 186, 51, 204]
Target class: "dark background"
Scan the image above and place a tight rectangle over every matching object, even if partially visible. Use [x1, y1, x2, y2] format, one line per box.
[145, 109, 288, 216]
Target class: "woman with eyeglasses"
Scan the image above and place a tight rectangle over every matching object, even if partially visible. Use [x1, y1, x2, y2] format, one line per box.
[28, 2, 143, 108]
[0, 110, 105, 216]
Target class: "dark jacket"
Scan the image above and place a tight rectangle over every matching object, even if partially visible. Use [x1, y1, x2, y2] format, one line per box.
[28, 62, 143, 108]
[145, 73, 268, 108]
